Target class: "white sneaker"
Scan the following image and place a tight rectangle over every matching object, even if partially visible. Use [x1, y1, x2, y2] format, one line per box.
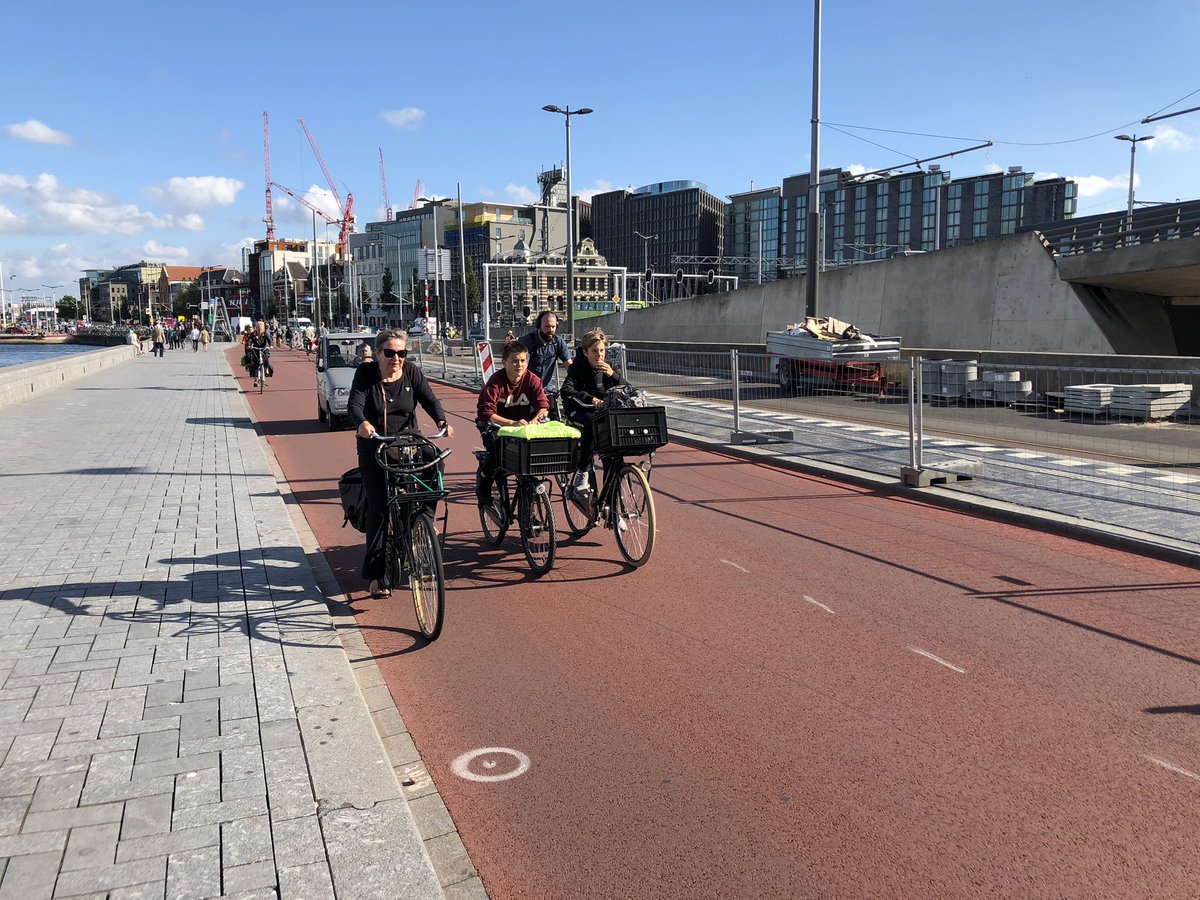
[571, 471, 590, 493]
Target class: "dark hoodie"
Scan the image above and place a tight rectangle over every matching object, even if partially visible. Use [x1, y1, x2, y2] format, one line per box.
[561, 345, 625, 414]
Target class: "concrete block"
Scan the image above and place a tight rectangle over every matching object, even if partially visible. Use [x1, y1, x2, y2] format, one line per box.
[62, 821, 121, 871]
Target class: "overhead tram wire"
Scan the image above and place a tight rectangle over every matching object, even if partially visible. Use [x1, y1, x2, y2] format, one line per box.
[824, 118, 1145, 148]
[1143, 87, 1200, 122]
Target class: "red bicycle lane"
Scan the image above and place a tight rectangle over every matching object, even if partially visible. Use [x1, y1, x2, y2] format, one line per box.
[234, 346, 1200, 899]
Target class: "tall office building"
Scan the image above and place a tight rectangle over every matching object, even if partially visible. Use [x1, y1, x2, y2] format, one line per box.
[591, 181, 724, 296]
[773, 166, 1077, 271]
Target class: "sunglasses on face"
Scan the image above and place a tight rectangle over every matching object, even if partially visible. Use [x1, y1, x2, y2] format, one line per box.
[380, 348, 407, 359]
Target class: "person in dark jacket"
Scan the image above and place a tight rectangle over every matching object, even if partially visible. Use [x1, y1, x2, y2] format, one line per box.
[518, 310, 570, 397]
[560, 328, 625, 493]
[348, 328, 454, 599]
[474, 341, 550, 506]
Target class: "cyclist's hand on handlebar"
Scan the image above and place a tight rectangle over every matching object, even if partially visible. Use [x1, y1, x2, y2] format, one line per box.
[357, 421, 376, 439]
[591, 397, 603, 409]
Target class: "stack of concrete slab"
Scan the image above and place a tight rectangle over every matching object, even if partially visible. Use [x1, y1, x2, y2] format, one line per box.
[967, 369, 1035, 403]
[922, 359, 977, 399]
[1109, 383, 1192, 420]
[1064, 383, 1118, 414]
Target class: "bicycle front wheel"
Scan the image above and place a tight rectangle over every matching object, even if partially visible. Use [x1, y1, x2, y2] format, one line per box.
[408, 513, 445, 641]
[613, 465, 656, 567]
[519, 480, 556, 576]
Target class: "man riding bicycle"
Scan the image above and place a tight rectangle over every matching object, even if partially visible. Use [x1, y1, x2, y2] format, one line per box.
[475, 341, 550, 508]
[560, 328, 627, 494]
[518, 310, 570, 405]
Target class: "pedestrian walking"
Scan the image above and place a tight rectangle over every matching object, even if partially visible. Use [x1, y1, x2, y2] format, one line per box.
[200, 325, 210, 351]
[151, 321, 166, 358]
[190, 325, 201, 351]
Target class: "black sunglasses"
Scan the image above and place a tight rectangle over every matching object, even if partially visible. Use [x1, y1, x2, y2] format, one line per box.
[379, 348, 408, 359]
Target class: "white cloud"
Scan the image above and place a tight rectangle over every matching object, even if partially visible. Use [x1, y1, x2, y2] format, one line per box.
[1068, 173, 1129, 198]
[0, 171, 203, 235]
[382, 107, 425, 130]
[983, 162, 1004, 174]
[1148, 125, 1194, 152]
[273, 184, 341, 226]
[846, 164, 867, 177]
[505, 183, 537, 204]
[6, 120, 70, 145]
[576, 179, 614, 203]
[479, 187, 497, 200]
[141, 240, 190, 262]
[151, 176, 244, 211]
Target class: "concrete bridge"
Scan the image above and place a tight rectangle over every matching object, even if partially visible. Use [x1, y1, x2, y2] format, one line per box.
[596, 201, 1200, 357]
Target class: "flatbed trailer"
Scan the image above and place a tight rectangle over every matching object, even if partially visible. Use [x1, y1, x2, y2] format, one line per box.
[765, 330, 902, 394]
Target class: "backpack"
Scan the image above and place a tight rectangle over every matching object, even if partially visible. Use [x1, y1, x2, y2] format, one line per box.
[337, 467, 369, 532]
[602, 384, 646, 409]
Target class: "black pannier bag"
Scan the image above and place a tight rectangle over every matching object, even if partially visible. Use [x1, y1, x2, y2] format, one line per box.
[338, 467, 368, 532]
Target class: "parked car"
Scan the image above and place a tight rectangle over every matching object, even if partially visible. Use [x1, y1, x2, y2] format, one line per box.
[468, 326, 486, 343]
[316, 332, 372, 430]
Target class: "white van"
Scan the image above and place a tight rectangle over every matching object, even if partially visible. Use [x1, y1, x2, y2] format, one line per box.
[287, 317, 313, 330]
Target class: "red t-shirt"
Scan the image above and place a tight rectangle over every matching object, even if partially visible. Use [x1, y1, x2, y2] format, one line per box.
[477, 370, 549, 423]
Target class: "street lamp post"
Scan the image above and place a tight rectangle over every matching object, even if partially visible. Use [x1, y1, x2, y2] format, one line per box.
[1114, 133, 1154, 244]
[42, 285, 62, 330]
[542, 104, 592, 342]
[632, 231, 657, 305]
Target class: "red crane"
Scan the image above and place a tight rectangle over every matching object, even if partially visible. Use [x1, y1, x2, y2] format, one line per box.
[263, 111, 275, 242]
[411, 180, 421, 210]
[298, 118, 354, 257]
[379, 148, 392, 222]
[269, 181, 340, 226]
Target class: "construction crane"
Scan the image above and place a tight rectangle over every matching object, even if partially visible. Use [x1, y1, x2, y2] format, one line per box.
[411, 180, 421, 210]
[298, 118, 355, 256]
[378, 148, 392, 222]
[269, 181, 340, 227]
[263, 112, 275, 242]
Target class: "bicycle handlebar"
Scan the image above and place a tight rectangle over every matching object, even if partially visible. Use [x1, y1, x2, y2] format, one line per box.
[372, 429, 452, 472]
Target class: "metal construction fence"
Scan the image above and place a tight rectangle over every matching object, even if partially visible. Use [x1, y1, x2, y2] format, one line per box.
[618, 347, 1200, 546]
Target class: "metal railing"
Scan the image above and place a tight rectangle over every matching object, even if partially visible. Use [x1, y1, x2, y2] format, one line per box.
[1030, 201, 1200, 256]
[623, 347, 1200, 547]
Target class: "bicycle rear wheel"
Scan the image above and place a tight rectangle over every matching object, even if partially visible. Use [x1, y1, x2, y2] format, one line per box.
[519, 480, 556, 576]
[613, 465, 656, 567]
[478, 471, 508, 546]
[560, 471, 597, 538]
[408, 513, 445, 641]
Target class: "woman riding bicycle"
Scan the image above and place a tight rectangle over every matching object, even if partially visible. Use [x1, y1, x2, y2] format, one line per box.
[349, 328, 455, 600]
[561, 328, 627, 493]
[474, 341, 550, 507]
[245, 320, 272, 386]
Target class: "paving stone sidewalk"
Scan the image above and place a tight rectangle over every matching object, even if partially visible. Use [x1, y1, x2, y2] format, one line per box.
[0, 347, 444, 898]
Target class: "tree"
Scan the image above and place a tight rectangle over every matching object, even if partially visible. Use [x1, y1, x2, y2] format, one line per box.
[175, 282, 200, 319]
[381, 268, 396, 309]
[465, 257, 481, 324]
[335, 286, 349, 325]
[56, 296, 79, 321]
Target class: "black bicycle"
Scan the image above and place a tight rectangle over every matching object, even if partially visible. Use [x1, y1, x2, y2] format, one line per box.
[249, 347, 269, 392]
[474, 426, 576, 576]
[559, 406, 667, 568]
[374, 430, 452, 640]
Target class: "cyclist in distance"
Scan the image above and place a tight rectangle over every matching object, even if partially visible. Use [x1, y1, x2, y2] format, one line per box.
[245, 320, 272, 386]
[561, 328, 627, 493]
[349, 328, 455, 600]
[518, 309, 570, 396]
[475, 341, 550, 507]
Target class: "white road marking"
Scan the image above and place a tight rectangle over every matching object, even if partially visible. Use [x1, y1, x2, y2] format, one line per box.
[451, 747, 531, 783]
[1145, 755, 1200, 781]
[1097, 466, 1140, 476]
[1048, 459, 1092, 467]
[721, 559, 750, 574]
[908, 647, 966, 673]
[803, 595, 835, 614]
[1006, 451, 1046, 459]
[1154, 473, 1200, 484]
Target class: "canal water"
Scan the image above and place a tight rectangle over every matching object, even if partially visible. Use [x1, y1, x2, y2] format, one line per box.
[0, 342, 105, 369]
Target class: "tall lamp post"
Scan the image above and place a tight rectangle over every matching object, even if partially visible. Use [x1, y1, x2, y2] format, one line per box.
[42, 284, 62, 330]
[1114, 133, 1154, 244]
[633, 231, 657, 305]
[542, 104, 592, 342]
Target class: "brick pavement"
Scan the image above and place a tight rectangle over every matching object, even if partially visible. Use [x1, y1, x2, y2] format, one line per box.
[0, 346, 444, 898]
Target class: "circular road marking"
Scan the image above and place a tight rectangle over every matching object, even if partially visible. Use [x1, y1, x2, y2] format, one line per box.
[451, 747, 531, 783]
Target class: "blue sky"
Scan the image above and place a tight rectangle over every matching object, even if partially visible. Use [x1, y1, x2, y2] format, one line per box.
[2, 0, 1198, 296]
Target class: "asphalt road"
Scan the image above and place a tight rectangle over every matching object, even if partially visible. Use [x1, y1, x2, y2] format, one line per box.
[233, 345, 1200, 899]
